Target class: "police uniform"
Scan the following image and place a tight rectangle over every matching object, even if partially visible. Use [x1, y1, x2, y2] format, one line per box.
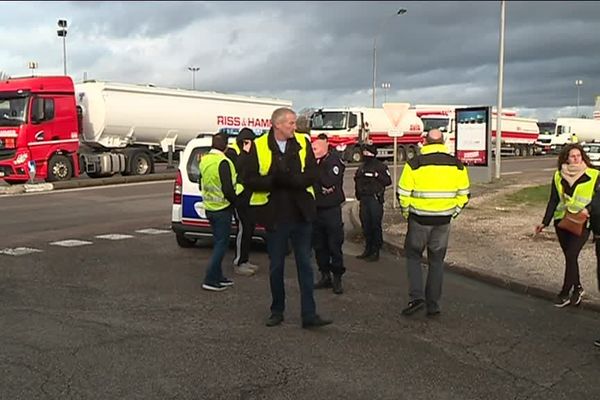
[353, 144, 392, 261]
[313, 149, 346, 293]
[397, 142, 470, 315]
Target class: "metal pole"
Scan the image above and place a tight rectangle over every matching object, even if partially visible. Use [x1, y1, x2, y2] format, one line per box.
[495, 0, 505, 180]
[192, 71, 196, 90]
[577, 85, 580, 117]
[393, 136, 398, 209]
[62, 36, 67, 75]
[372, 39, 377, 108]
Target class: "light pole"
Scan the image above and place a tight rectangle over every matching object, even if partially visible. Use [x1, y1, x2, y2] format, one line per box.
[575, 79, 583, 117]
[495, 1, 505, 180]
[381, 82, 391, 103]
[28, 61, 38, 77]
[57, 19, 68, 75]
[188, 66, 200, 90]
[372, 8, 406, 108]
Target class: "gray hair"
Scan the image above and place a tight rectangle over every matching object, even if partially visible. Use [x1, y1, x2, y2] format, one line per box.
[271, 107, 296, 125]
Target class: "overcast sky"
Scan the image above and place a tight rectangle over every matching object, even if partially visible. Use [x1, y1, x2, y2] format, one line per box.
[1, 1, 599, 121]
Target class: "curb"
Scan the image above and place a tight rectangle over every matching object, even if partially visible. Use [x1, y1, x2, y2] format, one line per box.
[346, 201, 600, 313]
[1, 171, 176, 194]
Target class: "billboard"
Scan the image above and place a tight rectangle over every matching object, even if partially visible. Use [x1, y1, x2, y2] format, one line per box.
[454, 106, 490, 166]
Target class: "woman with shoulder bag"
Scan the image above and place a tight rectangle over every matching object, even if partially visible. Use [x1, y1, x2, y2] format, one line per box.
[535, 143, 599, 308]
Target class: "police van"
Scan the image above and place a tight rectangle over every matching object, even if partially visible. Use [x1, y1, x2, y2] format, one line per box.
[171, 136, 267, 247]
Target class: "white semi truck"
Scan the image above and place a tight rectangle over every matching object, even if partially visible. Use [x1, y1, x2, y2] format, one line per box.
[548, 118, 600, 152]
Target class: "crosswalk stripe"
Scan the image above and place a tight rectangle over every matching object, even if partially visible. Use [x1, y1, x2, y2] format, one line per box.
[135, 228, 171, 235]
[50, 240, 93, 247]
[95, 234, 134, 240]
[0, 247, 43, 256]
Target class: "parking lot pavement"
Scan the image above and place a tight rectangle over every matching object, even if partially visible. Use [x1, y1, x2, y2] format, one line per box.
[1, 227, 600, 399]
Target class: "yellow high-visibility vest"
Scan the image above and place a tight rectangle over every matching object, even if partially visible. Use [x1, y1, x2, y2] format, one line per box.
[553, 168, 598, 220]
[200, 152, 237, 211]
[250, 132, 315, 206]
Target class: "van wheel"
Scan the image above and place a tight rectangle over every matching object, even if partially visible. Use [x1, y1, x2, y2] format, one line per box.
[126, 150, 153, 175]
[176, 233, 196, 248]
[47, 154, 73, 182]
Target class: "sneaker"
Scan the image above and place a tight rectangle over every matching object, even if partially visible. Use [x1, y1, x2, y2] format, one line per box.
[266, 313, 284, 327]
[594, 338, 600, 348]
[219, 278, 234, 287]
[242, 262, 260, 272]
[202, 282, 228, 292]
[401, 299, 425, 316]
[302, 315, 333, 329]
[570, 286, 585, 306]
[553, 292, 571, 308]
[234, 265, 255, 276]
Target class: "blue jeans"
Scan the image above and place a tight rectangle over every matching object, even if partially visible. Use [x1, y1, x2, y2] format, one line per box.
[266, 222, 317, 319]
[204, 209, 232, 285]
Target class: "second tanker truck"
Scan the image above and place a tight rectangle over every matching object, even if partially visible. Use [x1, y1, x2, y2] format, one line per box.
[0, 76, 291, 183]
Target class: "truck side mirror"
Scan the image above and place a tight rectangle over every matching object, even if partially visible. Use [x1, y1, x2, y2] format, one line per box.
[31, 98, 44, 124]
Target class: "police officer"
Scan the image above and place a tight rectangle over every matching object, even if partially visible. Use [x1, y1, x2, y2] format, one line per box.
[354, 143, 392, 262]
[225, 128, 260, 277]
[312, 136, 346, 294]
[200, 133, 239, 292]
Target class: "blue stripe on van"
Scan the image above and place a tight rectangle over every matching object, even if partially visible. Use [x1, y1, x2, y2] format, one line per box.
[182, 194, 203, 219]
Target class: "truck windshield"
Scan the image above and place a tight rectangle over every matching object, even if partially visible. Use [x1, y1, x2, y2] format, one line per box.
[421, 117, 450, 133]
[311, 112, 347, 130]
[0, 96, 28, 126]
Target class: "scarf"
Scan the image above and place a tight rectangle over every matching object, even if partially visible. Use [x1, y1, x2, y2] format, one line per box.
[560, 162, 587, 187]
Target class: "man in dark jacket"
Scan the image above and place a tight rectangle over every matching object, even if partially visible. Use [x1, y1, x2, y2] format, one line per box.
[312, 136, 346, 294]
[354, 143, 392, 262]
[238, 108, 332, 329]
[225, 128, 259, 277]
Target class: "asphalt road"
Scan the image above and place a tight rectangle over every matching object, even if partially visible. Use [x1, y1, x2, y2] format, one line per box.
[1, 182, 600, 399]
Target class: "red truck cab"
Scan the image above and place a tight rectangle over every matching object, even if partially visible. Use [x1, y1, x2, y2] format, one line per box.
[0, 76, 80, 183]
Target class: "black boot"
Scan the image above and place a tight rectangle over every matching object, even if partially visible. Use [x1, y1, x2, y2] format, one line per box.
[356, 248, 371, 259]
[314, 272, 332, 289]
[365, 250, 379, 262]
[332, 274, 343, 294]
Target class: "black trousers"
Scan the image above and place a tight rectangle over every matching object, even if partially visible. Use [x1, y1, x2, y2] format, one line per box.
[555, 224, 590, 293]
[313, 206, 345, 276]
[595, 239, 600, 292]
[359, 196, 384, 254]
[233, 204, 256, 266]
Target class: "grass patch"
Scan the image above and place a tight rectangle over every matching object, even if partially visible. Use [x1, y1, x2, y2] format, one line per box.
[504, 184, 550, 206]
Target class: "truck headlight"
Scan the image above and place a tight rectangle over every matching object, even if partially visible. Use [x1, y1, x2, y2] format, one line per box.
[14, 153, 28, 165]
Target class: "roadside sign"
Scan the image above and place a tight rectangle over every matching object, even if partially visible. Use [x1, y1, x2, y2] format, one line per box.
[383, 102, 410, 137]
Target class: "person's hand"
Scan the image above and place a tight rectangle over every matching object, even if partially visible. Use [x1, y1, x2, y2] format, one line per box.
[534, 224, 545, 235]
[581, 208, 590, 218]
[242, 140, 252, 153]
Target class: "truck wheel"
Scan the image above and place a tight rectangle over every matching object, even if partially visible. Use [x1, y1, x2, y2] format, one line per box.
[406, 145, 417, 160]
[349, 147, 363, 163]
[127, 150, 153, 175]
[514, 146, 521, 157]
[47, 154, 73, 182]
[397, 146, 406, 162]
[527, 145, 534, 157]
[176, 233, 196, 248]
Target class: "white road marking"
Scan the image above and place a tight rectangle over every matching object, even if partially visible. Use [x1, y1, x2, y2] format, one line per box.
[542, 168, 555, 171]
[0, 247, 43, 256]
[50, 240, 93, 247]
[95, 234, 134, 240]
[501, 171, 523, 176]
[135, 228, 171, 235]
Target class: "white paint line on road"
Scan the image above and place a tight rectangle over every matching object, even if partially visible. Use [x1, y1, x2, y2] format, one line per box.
[135, 228, 171, 235]
[50, 240, 93, 247]
[0, 247, 43, 256]
[501, 171, 523, 176]
[542, 168, 555, 171]
[95, 234, 134, 240]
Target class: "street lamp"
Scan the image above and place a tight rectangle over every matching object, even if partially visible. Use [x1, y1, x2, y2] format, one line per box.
[575, 79, 583, 117]
[28, 61, 38, 77]
[372, 8, 406, 108]
[188, 66, 200, 90]
[381, 82, 391, 103]
[57, 19, 68, 76]
[495, 1, 505, 180]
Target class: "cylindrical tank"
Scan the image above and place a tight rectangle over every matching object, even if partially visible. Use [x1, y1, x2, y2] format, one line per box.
[76, 81, 292, 149]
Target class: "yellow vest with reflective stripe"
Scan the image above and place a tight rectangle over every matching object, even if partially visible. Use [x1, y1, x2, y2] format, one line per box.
[250, 132, 315, 206]
[228, 142, 241, 155]
[397, 144, 470, 217]
[199, 152, 237, 211]
[553, 168, 598, 220]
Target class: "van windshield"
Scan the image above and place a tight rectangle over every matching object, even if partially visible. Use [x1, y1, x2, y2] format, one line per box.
[0, 95, 28, 126]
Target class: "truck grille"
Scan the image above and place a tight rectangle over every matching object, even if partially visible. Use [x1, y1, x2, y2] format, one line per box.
[0, 149, 16, 161]
[0, 165, 14, 175]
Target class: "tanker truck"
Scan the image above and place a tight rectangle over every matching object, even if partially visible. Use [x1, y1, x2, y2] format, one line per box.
[549, 118, 600, 153]
[0, 76, 291, 183]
